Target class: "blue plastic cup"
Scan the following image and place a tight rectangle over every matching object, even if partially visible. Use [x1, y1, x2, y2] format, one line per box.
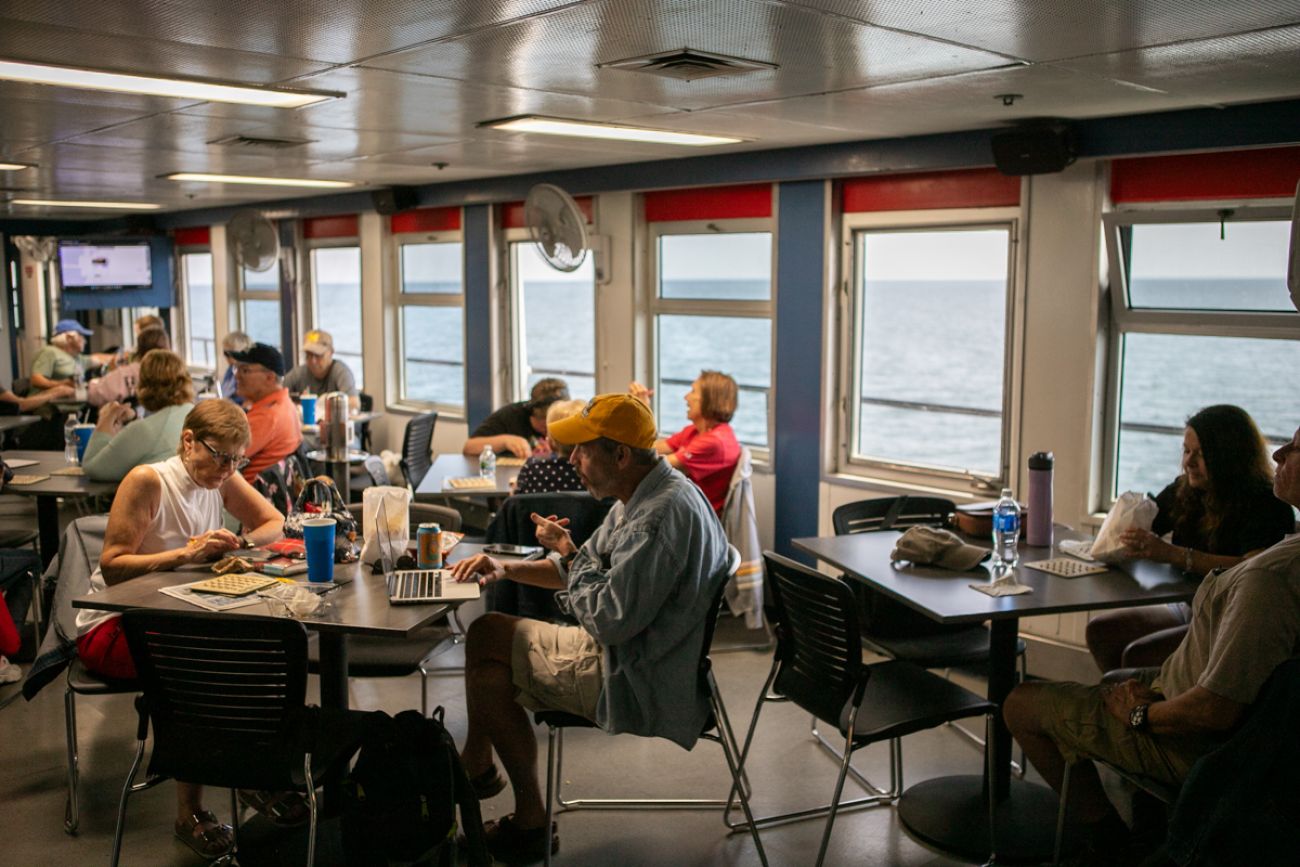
[302, 518, 336, 583]
[300, 393, 317, 425]
[74, 424, 95, 463]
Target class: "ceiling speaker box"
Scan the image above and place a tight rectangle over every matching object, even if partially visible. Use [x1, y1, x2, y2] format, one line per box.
[991, 122, 1078, 176]
[371, 185, 420, 215]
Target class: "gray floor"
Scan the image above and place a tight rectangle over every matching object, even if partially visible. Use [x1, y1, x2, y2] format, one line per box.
[0, 614, 1039, 867]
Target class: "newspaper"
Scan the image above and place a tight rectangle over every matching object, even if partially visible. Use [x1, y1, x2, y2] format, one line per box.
[159, 580, 268, 613]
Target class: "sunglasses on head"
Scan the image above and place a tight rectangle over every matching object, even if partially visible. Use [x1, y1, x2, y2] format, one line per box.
[199, 439, 250, 472]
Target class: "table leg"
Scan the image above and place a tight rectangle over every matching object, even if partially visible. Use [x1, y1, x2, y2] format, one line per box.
[316, 632, 350, 812]
[37, 495, 60, 569]
[326, 460, 350, 506]
[897, 617, 1059, 863]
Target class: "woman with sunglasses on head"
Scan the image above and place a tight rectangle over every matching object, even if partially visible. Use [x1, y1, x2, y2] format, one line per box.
[73, 399, 283, 860]
[81, 349, 194, 482]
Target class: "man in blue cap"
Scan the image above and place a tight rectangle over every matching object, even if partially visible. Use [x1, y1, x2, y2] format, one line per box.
[29, 319, 116, 392]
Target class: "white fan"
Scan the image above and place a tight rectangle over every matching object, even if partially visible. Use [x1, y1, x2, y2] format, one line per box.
[12, 235, 56, 264]
[227, 210, 279, 272]
[525, 184, 588, 272]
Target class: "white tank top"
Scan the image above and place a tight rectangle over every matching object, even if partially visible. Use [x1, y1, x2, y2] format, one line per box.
[75, 455, 225, 635]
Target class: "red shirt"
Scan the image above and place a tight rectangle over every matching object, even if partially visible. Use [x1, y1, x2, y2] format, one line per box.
[242, 387, 303, 481]
[665, 423, 741, 513]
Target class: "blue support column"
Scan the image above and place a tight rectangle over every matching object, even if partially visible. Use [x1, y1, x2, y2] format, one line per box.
[773, 181, 827, 559]
[463, 204, 493, 428]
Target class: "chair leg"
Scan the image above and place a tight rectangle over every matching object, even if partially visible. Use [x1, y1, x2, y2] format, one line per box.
[945, 650, 1029, 778]
[1053, 762, 1074, 867]
[544, 726, 559, 867]
[814, 705, 861, 867]
[304, 753, 318, 867]
[809, 713, 899, 798]
[707, 673, 768, 866]
[64, 684, 79, 835]
[109, 737, 147, 867]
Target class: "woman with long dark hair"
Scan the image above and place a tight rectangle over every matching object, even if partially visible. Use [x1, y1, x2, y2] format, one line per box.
[1087, 404, 1295, 671]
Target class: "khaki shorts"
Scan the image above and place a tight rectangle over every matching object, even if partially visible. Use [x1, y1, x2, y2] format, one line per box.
[511, 619, 603, 722]
[1036, 673, 1219, 789]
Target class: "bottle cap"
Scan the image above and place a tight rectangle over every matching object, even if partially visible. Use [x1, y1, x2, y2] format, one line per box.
[1028, 451, 1054, 470]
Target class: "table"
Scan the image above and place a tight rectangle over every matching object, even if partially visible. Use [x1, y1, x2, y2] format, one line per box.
[305, 448, 369, 504]
[792, 528, 1197, 862]
[414, 453, 523, 499]
[0, 415, 41, 434]
[2, 450, 119, 568]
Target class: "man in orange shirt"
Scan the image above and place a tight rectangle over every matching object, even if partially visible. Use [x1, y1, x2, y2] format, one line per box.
[228, 343, 302, 482]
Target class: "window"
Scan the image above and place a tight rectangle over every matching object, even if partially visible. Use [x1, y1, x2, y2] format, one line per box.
[840, 212, 1018, 483]
[239, 263, 282, 352]
[309, 245, 364, 388]
[396, 239, 464, 408]
[1103, 208, 1298, 501]
[509, 240, 596, 399]
[180, 252, 215, 368]
[649, 225, 773, 449]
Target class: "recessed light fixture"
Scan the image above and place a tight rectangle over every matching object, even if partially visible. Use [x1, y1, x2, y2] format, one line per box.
[0, 161, 34, 171]
[10, 198, 161, 210]
[0, 59, 340, 108]
[480, 115, 742, 146]
[163, 172, 354, 189]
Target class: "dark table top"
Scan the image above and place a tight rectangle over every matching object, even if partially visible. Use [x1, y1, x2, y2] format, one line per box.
[0, 449, 120, 498]
[792, 528, 1198, 625]
[414, 453, 523, 498]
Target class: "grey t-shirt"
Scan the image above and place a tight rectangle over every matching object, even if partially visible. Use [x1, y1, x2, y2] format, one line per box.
[283, 359, 357, 397]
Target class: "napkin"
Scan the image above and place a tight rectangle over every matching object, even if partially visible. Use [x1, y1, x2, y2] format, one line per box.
[969, 579, 1033, 597]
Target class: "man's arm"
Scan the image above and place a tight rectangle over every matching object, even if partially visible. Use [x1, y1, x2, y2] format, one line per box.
[1104, 679, 1244, 736]
[449, 552, 564, 590]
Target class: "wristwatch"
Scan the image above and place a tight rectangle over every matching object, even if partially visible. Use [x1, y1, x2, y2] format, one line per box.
[1128, 703, 1151, 731]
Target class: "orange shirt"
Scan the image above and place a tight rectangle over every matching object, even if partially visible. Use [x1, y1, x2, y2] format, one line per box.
[242, 387, 302, 481]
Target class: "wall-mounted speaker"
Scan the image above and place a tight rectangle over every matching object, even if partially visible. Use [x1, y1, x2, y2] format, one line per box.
[991, 122, 1078, 176]
[371, 185, 420, 215]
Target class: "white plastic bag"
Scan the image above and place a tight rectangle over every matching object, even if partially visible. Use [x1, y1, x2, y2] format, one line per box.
[1090, 491, 1159, 564]
[360, 485, 411, 565]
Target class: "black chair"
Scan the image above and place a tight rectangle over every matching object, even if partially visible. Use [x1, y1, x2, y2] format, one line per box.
[356, 392, 374, 453]
[111, 609, 348, 867]
[532, 547, 768, 866]
[732, 552, 997, 866]
[484, 492, 614, 622]
[65, 659, 137, 835]
[401, 411, 438, 493]
[830, 496, 1027, 774]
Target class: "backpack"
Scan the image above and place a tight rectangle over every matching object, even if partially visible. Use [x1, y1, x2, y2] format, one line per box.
[340, 707, 490, 867]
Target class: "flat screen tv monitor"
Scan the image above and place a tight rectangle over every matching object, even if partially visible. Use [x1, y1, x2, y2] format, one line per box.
[58, 241, 153, 290]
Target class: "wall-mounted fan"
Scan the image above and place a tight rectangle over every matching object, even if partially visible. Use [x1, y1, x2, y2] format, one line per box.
[525, 183, 588, 272]
[227, 210, 279, 272]
[12, 235, 56, 264]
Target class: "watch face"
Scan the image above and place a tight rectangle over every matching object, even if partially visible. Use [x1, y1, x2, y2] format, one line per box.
[1129, 704, 1147, 729]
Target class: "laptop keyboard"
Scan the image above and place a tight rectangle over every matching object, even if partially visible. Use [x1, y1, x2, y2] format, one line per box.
[391, 569, 445, 601]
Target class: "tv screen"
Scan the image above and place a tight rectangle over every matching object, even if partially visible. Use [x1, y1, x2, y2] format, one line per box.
[58, 242, 153, 290]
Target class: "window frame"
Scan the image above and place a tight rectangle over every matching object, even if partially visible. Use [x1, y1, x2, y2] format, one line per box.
[235, 256, 284, 354]
[389, 228, 466, 416]
[645, 217, 775, 457]
[836, 206, 1023, 491]
[177, 246, 215, 373]
[1098, 202, 1297, 507]
[304, 236, 365, 390]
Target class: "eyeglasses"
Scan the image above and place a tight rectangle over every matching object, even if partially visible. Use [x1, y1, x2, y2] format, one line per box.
[199, 439, 250, 472]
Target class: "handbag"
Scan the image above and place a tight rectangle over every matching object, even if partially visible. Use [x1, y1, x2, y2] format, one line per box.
[284, 477, 359, 562]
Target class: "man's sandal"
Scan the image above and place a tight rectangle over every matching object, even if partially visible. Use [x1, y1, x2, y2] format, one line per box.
[174, 810, 235, 860]
[237, 789, 312, 827]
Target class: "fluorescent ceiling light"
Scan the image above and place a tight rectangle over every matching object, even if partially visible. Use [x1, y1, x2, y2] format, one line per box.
[0, 59, 339, 108]
[164, 172, 354, 189]
[0, 161, 33, 171]
[481, 115, 742, 146]
[11, 198, 161, 210]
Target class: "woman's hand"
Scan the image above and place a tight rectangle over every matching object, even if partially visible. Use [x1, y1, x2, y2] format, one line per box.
[628, 381, 653, 406]
[450, 553, 506, 585]
[1120, 528, 1177, 564]
[185, 529, 241, 562]
[95, 401, 134, 435]
[531, 512, 574, 555]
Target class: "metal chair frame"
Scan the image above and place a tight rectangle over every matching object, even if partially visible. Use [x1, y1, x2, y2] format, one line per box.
[63, 659, 138, 834]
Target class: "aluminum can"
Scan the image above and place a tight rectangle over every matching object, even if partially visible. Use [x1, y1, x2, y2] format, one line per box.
[417, 522, 443, 569]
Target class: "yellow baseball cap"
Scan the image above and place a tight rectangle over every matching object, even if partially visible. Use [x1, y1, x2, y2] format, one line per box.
[548, 394, 657, 450]
[303, 330, 334, 355]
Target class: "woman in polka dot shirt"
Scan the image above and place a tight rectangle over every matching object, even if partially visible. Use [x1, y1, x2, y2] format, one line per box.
[513, 399, 587, 495]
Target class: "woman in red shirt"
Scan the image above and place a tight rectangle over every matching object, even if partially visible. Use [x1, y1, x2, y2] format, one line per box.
[630, 370, 741, 513]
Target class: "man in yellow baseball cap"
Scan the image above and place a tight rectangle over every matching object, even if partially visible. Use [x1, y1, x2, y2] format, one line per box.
[283, 328, 359, 410]
[449, 392, 731, 863]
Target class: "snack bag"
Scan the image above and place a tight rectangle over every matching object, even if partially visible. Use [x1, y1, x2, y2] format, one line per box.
[1090, 491, 1159, 563]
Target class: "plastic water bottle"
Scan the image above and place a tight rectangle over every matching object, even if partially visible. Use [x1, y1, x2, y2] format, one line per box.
[64, 415, 80, 465]
[479, 444, 496, 479]
[992, 488, 1021, 568]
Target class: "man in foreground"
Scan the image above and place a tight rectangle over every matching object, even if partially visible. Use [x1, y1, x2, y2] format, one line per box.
[450, 393, 730, 863]
[1005, 424, 1300, 864]
[228, 343, 302, 481]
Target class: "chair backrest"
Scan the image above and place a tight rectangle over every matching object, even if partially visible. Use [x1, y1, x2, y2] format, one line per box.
[486, 492, 614, 549]
[763, 551, 864, 726]
[254, 463, 293, 517]
[401, 411, 438, 490]
[832, 496, 956, 536]
[121, 609, 309, 792]
[362, 454, 390, 487]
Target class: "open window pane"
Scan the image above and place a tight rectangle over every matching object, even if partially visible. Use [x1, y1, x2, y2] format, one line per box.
[241, 299, 281, 352]
[311, 246, 364, 389]
[402, 306, 463, 406]
[401, 243, 462, 293]
[1127, 221, 1291, 311]
[1115, 332, 1300, 497]
[853, 227, 1010, 476]
[513, 242, 595, 399]
[182, 253, 215, 368]
[659, 233, 771, 301]
[656, 313, 770, 448]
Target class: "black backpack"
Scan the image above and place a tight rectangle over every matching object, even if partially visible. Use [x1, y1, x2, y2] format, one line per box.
[340, 707, 490, 867]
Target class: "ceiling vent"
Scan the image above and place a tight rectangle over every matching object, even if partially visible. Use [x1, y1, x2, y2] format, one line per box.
[598, 48, 777, 81]
[209, 134, 313, 150]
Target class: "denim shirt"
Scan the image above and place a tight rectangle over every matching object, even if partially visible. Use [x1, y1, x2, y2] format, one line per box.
[557, 459, 729, 748]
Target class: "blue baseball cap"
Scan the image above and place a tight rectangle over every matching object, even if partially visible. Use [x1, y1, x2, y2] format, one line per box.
[53, 319, 93, 337]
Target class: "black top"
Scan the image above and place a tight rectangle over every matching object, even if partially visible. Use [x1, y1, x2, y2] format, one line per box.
[1151, 480, 1296, 556]
[470, 402, 535, 456]
[514, 455, 584, 495]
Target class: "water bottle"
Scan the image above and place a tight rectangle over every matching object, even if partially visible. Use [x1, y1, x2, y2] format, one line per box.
[1026, 452, 1054, 547]
[479, 444, 496, 479]
[992, 488, 1022, 568]
[64, 415, 80, 465]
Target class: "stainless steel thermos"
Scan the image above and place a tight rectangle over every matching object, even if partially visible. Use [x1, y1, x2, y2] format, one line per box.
[321, 392, 350, 462]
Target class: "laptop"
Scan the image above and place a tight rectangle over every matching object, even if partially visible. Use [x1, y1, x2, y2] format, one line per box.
[375, 499, 480, 605]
